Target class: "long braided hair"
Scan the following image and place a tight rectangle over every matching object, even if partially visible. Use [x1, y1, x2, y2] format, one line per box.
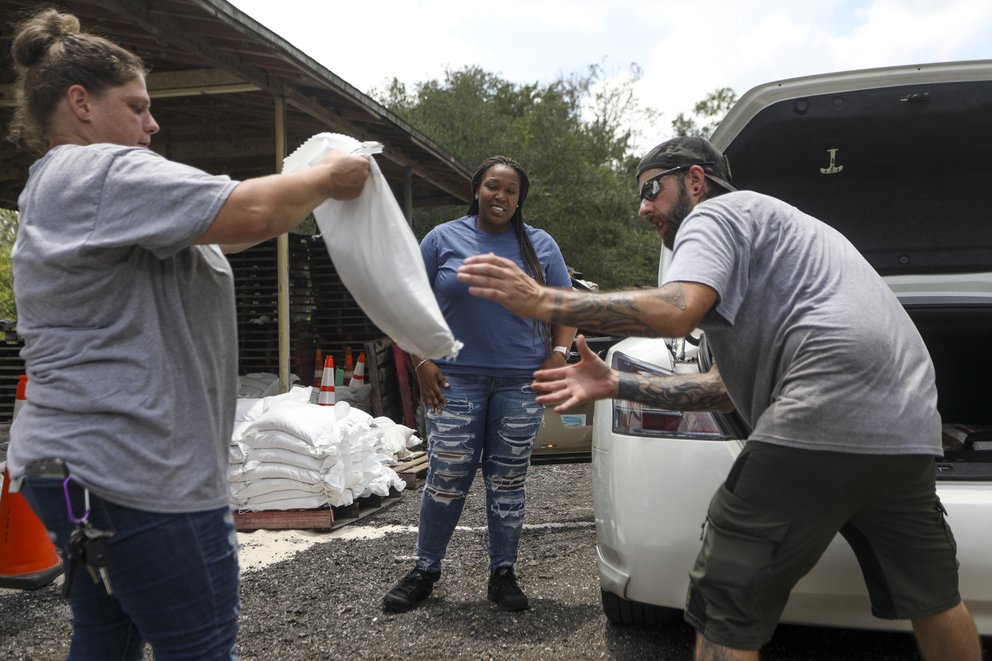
[466, 156, 552, 352]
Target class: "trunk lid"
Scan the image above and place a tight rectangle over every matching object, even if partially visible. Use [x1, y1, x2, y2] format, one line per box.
[709, 60, 992, 277]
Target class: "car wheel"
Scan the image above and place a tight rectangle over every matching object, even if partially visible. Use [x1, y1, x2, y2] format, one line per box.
[600, 589, 682, 626]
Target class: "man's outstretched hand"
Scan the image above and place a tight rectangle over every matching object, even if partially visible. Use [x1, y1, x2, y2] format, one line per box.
[530, 335, 618, 412]
[456, 254, 549, 320]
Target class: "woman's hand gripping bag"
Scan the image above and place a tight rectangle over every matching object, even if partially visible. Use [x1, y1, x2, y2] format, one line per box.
[283, 133, 462, 360]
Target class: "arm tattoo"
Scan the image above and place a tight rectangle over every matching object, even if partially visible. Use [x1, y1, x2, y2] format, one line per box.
[549, 284, 687, 337]
[616, 371, 731, 412]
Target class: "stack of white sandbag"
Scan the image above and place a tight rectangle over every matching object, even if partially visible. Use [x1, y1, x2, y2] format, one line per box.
[228, 386, 420, 511]
[237, 372, 299, 398]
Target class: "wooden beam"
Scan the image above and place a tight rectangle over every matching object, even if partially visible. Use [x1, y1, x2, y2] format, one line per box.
[146, 69, 261, 98]
[154, 136, 273, 161]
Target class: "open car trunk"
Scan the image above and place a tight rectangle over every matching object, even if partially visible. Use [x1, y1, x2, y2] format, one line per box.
[909, 304, 992, 480]
[711, 61, 992, 277]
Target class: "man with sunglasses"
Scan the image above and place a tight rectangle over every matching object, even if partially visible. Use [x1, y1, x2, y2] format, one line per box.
[456, 136, 980, 660]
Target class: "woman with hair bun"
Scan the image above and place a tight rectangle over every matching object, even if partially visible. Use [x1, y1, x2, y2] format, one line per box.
[383, 156, 575, 613]
[6, 8, 368, 659]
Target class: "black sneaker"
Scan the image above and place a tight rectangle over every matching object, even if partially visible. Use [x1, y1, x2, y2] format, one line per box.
[383, 567, 440, 612]
[487, 567, 529, 611]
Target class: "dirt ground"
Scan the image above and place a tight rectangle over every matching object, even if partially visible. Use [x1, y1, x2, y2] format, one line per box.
[4, 456, 989, 660]
[3, 463, 702, 660]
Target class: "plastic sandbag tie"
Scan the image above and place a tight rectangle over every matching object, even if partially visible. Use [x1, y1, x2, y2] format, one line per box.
[283, 133, 462, 360]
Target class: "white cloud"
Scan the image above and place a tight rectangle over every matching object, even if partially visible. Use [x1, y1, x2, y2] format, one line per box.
[230, 0, 992, 150]
[631, 0, 992, 147]
[829, 0, 992, 67]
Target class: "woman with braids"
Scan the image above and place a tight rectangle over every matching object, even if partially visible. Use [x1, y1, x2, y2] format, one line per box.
[5, 8, 368, 659]
[383, 156, 575, 613]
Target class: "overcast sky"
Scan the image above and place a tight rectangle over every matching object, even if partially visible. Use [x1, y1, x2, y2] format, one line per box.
[230, 0, 992, 151]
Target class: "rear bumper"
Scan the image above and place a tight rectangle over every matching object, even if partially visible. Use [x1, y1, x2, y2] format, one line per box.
[592, 404, 992, 634]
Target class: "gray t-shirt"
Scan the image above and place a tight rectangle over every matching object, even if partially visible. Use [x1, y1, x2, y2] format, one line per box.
[9, 144, 240, 511]
[664, 191, 941, 456]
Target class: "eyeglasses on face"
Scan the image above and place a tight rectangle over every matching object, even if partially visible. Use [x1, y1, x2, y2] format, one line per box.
[639, 163, 710, 201]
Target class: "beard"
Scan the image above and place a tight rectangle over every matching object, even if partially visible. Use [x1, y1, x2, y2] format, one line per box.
[661, 181, 695, 250]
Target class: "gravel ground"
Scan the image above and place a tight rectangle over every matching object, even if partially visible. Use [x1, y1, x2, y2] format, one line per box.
[5, 459, 990, 660]
[1, 463, 698, 660]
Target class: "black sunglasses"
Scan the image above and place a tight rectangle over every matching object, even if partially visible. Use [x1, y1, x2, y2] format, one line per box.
[639, 163, 711, 201]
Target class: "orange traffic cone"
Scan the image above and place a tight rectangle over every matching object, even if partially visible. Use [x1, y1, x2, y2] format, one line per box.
[312, 348, 324, 389]
[12, 374, 26, 420]
[349, 352, 366, 387]
[343, 346, 354, 383]
[0, 375, 63, 590]
[317, 355, 335, 406]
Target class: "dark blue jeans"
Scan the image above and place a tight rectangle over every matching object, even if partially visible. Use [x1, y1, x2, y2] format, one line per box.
[415, 373, 544, 573]
[20, 477, 240, 660]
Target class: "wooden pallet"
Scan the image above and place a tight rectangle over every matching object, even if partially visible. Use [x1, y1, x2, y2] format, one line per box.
[393, 451, 429, 488]
[233, 507, 334, 532]
[232, 488, 403, 532]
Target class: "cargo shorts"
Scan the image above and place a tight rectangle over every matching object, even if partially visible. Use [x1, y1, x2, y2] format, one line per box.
[684, 441, 962, 651]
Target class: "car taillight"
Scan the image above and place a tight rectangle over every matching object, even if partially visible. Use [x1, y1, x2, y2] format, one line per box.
[611, 350, 728, 440]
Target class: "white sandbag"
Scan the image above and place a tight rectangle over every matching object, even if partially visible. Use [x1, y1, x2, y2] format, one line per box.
[381, 426, 416, 454]
[283, 132, 462, 360]
[232, 478, 327, 500]
[230, 460, 328, 486]
[240, 401, 344, 447]
[232, 398, 265, 441]
[237, 430, 338, 459]
[341, 404, 374, 427]
[238, 493, 331, 512]
[262, 385, 313, 410]
[357, 465, 406, 498]
[236, 398, 264, 421]
[232, 463, 347, 498]
[371, 417, 421, 450]
[241, 447, 336, 473]
[322, 461, 347, 493]
[238, 372, 299, 398]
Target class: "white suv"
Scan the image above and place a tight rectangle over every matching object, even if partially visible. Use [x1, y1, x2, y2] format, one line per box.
[593, 60, 992, 634]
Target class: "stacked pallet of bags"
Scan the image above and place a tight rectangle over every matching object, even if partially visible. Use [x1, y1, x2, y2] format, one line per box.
[228, 387, 418, 511]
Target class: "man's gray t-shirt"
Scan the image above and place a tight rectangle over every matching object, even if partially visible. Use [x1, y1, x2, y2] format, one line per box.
[9, 144, 240, 511]
[663, 191, 941, 456]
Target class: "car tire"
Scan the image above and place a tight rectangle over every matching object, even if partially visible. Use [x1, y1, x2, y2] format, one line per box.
[600, 589, 682, 626]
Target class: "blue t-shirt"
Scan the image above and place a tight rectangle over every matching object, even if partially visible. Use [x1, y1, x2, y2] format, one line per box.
[420, 215, 571, 377]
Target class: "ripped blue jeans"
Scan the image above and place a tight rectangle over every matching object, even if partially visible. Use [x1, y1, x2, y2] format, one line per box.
[415, 373, 544, 573]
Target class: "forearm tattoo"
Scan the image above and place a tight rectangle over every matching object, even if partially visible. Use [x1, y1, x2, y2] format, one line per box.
[616, 371, 731, 412]
[548, 286, 687, 337]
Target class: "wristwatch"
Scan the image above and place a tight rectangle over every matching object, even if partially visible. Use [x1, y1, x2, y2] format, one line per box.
[552, 345, 569, 356]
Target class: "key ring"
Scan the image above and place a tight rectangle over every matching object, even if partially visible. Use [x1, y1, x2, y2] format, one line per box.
[63, 476, 90, 526]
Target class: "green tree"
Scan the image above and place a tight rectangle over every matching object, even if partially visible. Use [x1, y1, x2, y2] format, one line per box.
[376, 65, 661, 289]
[671, 86, 737, 139]
[0, 209, 16, 322]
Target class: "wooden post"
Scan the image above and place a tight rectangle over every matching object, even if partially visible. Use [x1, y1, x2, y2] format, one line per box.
[274, 96, 290, 393]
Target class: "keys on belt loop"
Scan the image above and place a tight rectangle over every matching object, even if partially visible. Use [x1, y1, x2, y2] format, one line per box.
[61, 476, 114, 597]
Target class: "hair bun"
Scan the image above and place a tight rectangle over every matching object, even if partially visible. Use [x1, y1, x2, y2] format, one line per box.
[52, 12, 82, 37]
[11, 9, 81, 69]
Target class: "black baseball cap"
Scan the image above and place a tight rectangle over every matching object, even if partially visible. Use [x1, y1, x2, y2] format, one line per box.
[636, 136, 736, 192]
